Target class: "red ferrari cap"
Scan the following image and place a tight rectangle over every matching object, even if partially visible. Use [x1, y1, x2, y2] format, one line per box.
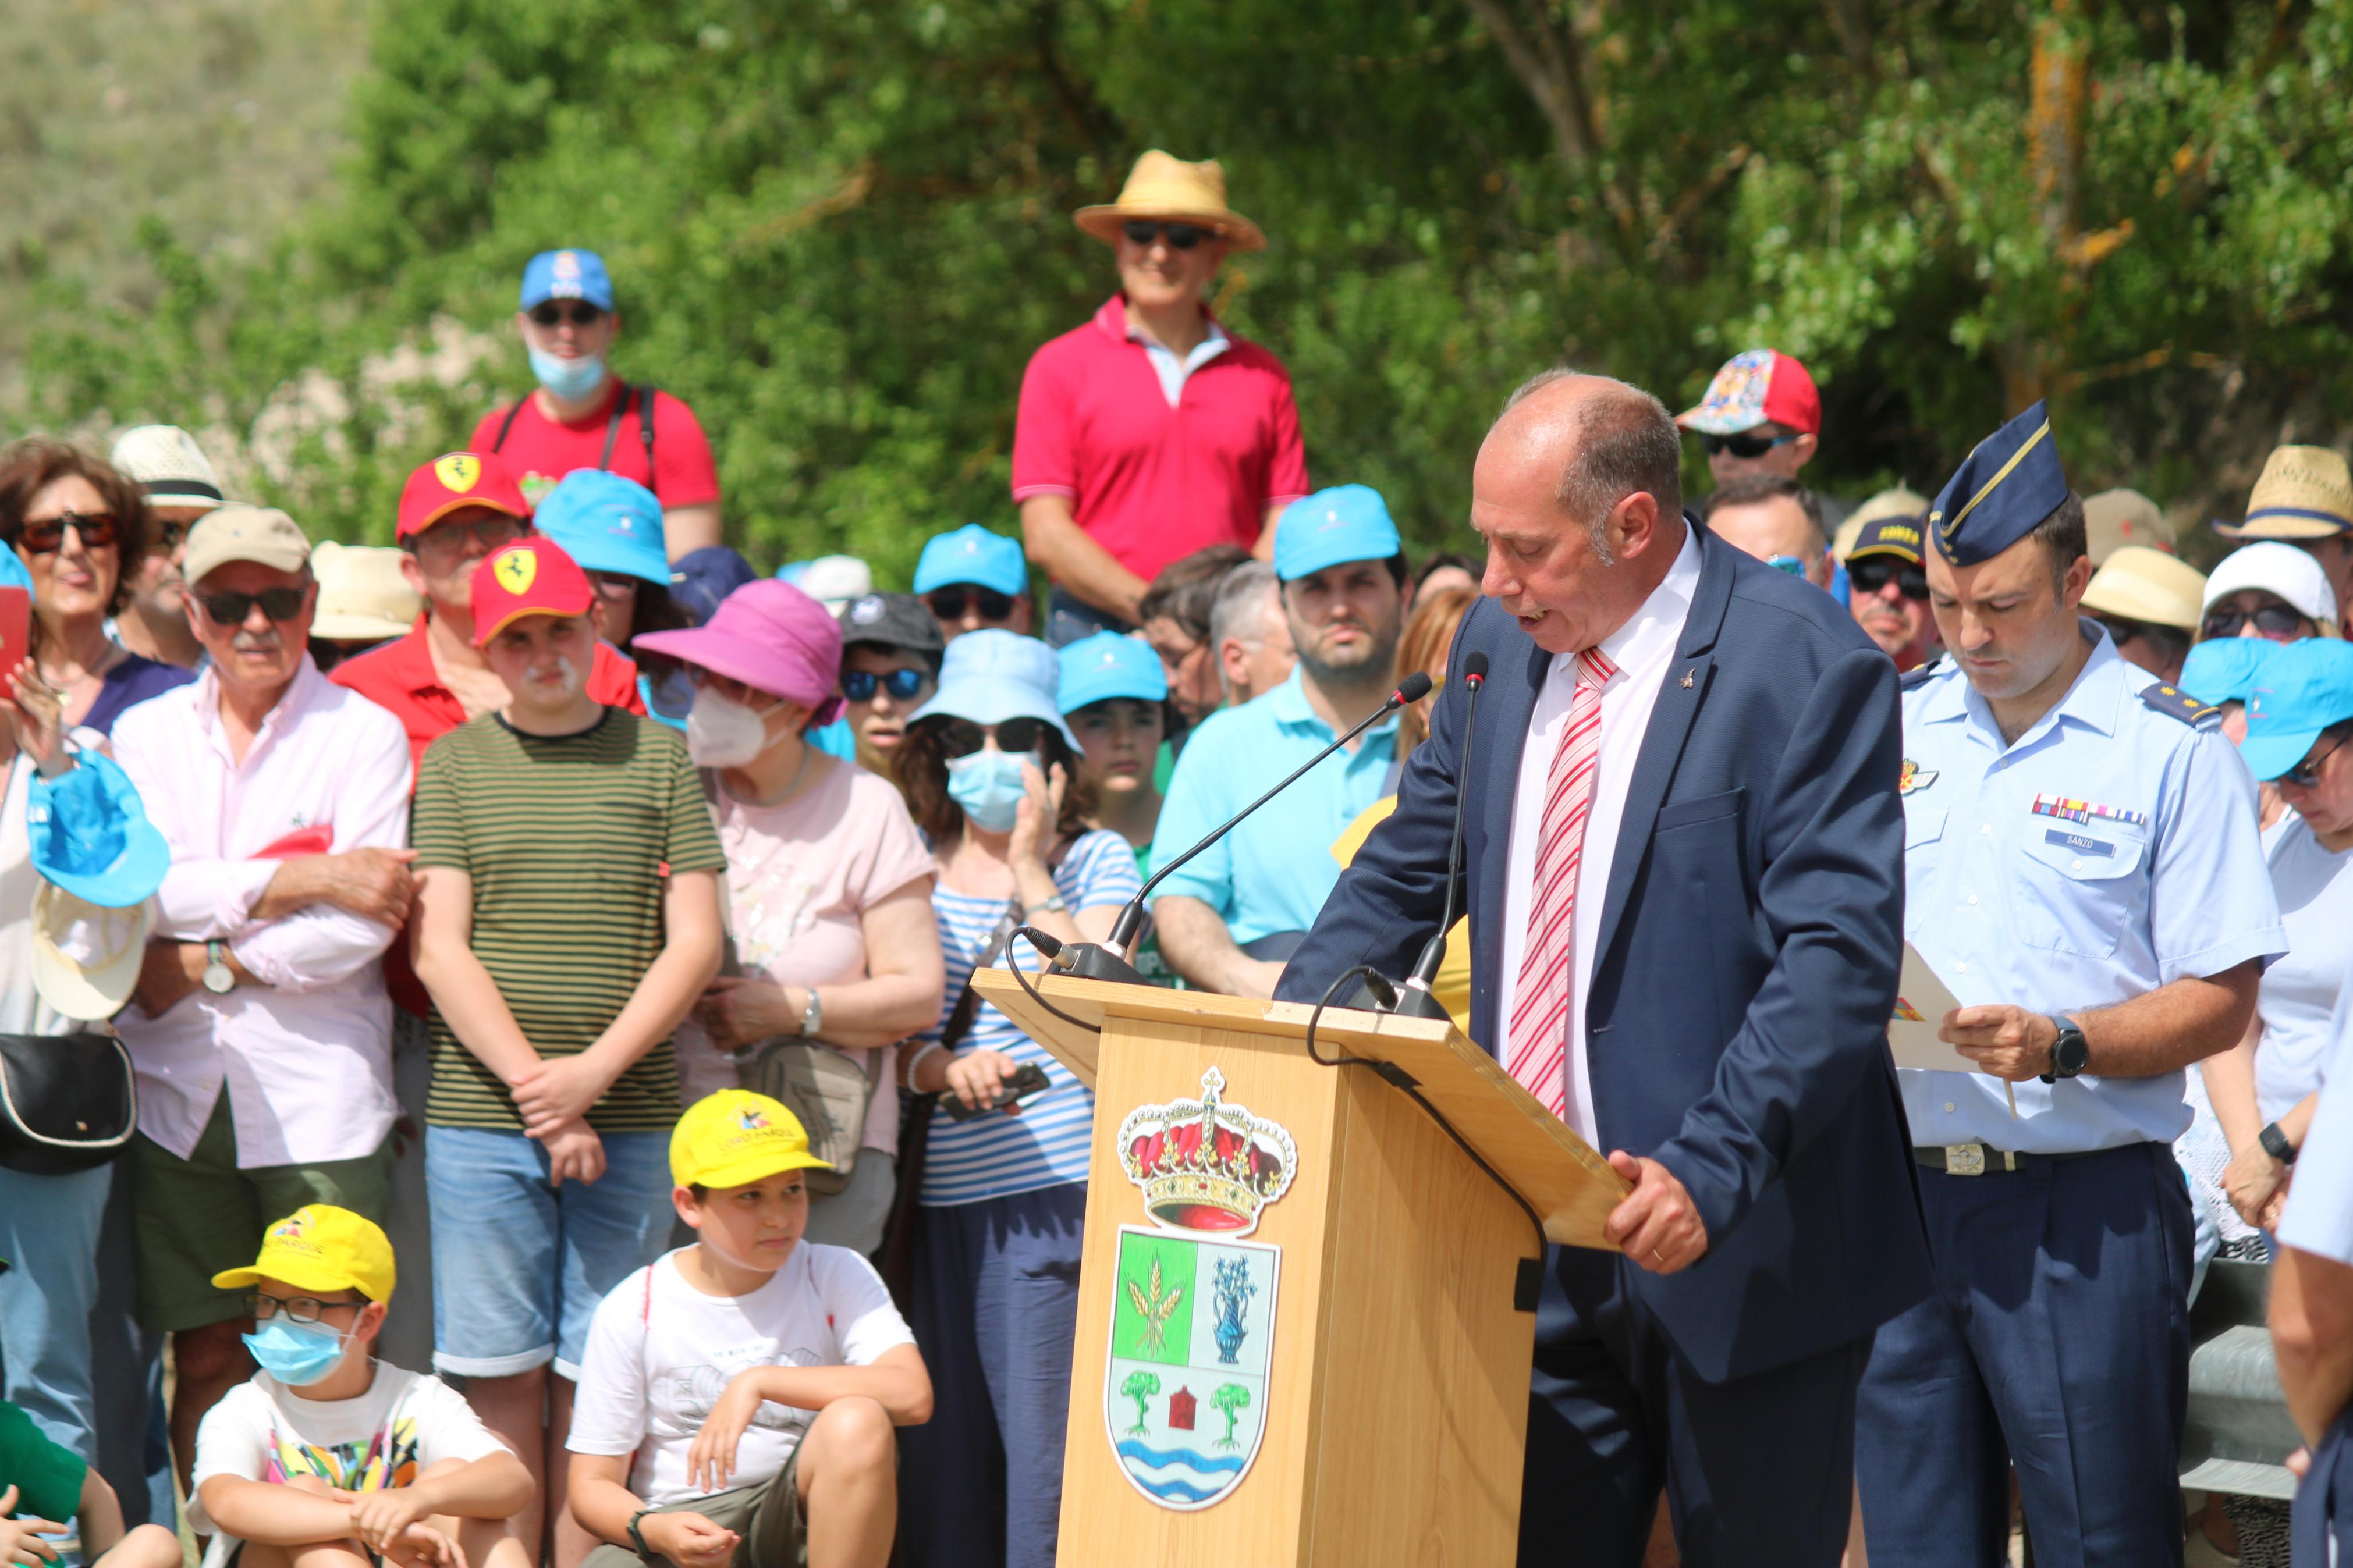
[398, 452, 530, 539]
[470, 538, 594, 646]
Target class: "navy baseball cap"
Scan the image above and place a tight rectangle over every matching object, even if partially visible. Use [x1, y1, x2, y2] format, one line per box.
[2240, 638, 2353, 781]
[1929, 401, 2070, 567]
[1057, 631, 1167, 713]
[914, 525, 1028, 599]
[1273, 485, 1402, 582]
[520, 250, 615, 312]
[670, 546, 759, 627]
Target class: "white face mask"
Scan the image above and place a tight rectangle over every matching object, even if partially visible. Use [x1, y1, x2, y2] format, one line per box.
[686, 689, 770, 767]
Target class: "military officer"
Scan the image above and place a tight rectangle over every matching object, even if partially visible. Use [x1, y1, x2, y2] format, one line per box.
[1854, 402, 2287, 1568]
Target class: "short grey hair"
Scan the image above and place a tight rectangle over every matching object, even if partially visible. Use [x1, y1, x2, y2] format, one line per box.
[1208, 560, 1279, 696]
[1500, 369, 1685, 565]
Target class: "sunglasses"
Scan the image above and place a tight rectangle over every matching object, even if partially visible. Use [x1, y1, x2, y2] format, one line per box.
[407, 515, 526, 561]
[527, 301, 606, 329]
[1701, 431, 1800, 460]
[2201, 605, 2306, 641]
[843, 667, 929, 703]
[1121, 220, 1213, 250]
[932, 717, 1045, 759]
[925, 585, 1018, 623]
[585, 570, 642, 599]
[198, 586, 307, 625]
[2281, 733, 2348, 789]
[1848, 556, 1930, 600]
[150, 518, 189, 554]
[245, 1291, 365, 1326]
[17, 510, 118, 554]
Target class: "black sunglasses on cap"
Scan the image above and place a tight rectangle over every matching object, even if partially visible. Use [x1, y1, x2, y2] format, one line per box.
[1121, 220, 1213, 251]
[2201, 605, 2307, 641]
[198, 586, 307, 625]
[925, 585, 1018, 623]
[931, 717, 1046, 759]
[1848, 556, 1929, 600]
[842, 668, 929, 703]
[1700, 431, 1800, 460]
[528, 301, 606, 329]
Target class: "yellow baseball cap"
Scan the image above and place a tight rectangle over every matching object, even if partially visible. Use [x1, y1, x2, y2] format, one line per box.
[672, 1090, 833, 1190]
[211, 1204, 396, 1303]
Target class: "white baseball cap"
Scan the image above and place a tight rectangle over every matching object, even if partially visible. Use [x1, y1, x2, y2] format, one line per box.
[2202, 541, 2339, 628]
[108, 426, 223, 512]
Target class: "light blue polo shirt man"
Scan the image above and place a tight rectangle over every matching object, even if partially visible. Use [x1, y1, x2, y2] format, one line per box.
[1148, 485, 1404, 947]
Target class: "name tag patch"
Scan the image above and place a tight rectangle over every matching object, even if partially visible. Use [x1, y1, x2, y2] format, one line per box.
[2045, 829, 2114, 856]
[2031, 793, 2148, 829]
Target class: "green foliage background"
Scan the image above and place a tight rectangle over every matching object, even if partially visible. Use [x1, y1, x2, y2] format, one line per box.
[15, 0, 2353, 582]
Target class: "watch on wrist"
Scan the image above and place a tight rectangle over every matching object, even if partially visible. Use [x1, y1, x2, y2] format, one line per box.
[2039, 1015, 2090, 1082]
[2259, 1121, 2298, 1166]
[797, 987, 823, 1039]
[201, 940, 235, 995]
[626, 1509, 652, 1555]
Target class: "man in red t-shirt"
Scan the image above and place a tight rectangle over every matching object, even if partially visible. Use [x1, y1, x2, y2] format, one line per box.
[469, 248, 723, 558]
[1012, 153, 1309, 645]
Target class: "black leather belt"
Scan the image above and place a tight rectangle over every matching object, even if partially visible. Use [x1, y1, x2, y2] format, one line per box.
[1914, 1143, 2110, 1175]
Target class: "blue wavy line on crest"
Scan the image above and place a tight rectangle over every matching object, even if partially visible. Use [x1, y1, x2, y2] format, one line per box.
[1114, 1439, 1247, 1475]
[1122, 1471, 1234, 1503]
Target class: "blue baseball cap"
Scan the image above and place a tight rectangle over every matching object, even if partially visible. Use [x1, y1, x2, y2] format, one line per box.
[27, 753, 171, 909]
[2178, 637, 2278, 708]
[906, 629, 1080, 749]
[670, 546, 758, 626]
[1057, 631, 1167, 714]
[519, 249, 615, 312]
[1273, 485, 1402, 583]
[2240, 638, 2353, 781]
[531, 470, 668, 587]
[913, 525, 1028, 599]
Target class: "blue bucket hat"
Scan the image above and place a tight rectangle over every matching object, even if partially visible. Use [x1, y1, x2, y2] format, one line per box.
[1929, 400, 2070, 567]
[907, 630, 1080, 749]
[533, 470, 668, 587]
[913, 525, 1028, 599]
[1273, 485, 1402, 583]
[1057, 632, 1167, 714]
[27, 752, 171, 909]
[519, 249, 615, 312]
[2240, 638, 2353, 781]
[2178, 637, 2278, 709]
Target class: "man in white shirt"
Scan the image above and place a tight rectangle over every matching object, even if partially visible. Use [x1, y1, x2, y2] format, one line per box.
[109, 504, 418, 1493]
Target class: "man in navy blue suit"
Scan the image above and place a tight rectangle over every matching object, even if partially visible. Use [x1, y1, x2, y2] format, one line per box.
[1277, 371, 1932, 1566]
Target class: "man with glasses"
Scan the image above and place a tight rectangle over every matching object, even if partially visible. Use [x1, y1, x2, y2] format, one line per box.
[2081, 545, 2205, 685]
[1013, 152, 1309, 645]
[835, 591, 945, 781]
[912, 523, 1034, 640]
[1676, 349, 1829, 504]
[108, 425, 223, 670]
[1844, 513, 1943, 671]
[467, 248, 723, 557]
[1699, 473, 1833, 589]
[107, 504, 420, 1495]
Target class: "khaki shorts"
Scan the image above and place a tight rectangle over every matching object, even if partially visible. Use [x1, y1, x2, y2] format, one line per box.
[584, 1450, 804, 1568]
[132, 1096, 393, 1332]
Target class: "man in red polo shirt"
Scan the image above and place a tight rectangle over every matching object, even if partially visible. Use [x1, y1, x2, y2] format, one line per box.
[1012, 151, 1309, 645]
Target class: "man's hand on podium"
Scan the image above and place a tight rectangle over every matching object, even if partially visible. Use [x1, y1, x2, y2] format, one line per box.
[1603, 1153, 1709, 1275]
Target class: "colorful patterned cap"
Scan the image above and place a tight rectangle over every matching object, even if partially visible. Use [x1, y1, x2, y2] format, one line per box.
[1676, 349, 1821, 436]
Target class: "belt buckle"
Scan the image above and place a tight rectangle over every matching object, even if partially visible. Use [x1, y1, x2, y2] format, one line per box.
[1945, 1143, 1986, 1176]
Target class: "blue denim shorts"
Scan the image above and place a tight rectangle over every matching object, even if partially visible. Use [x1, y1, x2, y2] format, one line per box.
[423, 1126, 675, 1380]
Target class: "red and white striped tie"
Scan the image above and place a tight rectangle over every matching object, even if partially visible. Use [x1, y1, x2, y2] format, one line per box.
[1505, 646, 1617, 1117]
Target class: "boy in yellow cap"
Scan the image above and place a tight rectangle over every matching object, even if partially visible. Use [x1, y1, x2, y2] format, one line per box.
[189, 1206, 535, 1568]
[566, 1091, 931, 1568]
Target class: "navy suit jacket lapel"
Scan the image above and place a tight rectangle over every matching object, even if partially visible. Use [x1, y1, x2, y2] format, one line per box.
[1468, 626, 1553, 1053]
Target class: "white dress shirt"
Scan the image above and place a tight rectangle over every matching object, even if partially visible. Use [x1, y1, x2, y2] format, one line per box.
[110, 657, 413, 1166]
[1496, 527, 1701, 1147]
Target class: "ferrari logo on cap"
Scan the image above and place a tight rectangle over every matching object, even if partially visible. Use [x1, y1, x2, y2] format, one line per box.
[493, 550, 538, 595]
[434, 454, 480, 493]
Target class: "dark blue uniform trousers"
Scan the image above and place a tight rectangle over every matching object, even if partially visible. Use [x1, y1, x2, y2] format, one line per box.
[1518, 1244, 1871, 1567]
[1855, 1142, 2192, 1568]
[2293, 1402, 2353, 1567]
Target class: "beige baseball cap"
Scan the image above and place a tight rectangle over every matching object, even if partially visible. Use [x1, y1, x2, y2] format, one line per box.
[31, 883, 154, 1021]
[310, 542, 422, 642]
[2080, 545, 2206, 631]
[183, 505, 311, 588]
[2082, 488, 2174, 564]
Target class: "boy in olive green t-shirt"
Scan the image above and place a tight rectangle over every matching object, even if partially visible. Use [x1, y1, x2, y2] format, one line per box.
[409, 539, 725, 1556]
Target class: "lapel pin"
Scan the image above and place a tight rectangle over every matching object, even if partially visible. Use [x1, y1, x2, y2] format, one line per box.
[1680, 670, 1695, 689]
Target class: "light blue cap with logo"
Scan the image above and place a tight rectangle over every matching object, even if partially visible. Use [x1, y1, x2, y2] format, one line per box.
[531, 470, 668, 587]
[907, 629, 1080, 748]
[2178, 636, 2278, 709]
[519, 249, 615, 312]
[913, 524, 1028, 599]
[2239, 637, 2353, 781]
[1057, 631, 1167, 714]
[27, 752, 172, 909]
[1273, 484, 1402, 582]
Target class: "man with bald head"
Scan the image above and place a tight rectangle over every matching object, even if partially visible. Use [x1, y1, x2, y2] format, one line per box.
[1279, 371, 1930, 1565]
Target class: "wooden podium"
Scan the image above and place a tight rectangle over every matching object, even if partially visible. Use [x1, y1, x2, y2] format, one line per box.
[971, 970, 1628, 1567]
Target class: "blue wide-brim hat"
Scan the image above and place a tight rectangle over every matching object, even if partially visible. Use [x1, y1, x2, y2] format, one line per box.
[28, 752, 171, 910]
[1057, 631, 1168, 713]
[533, 469, 669, 587]
[907, 630, 1081, 749]
[2240, 637, 2353, 781]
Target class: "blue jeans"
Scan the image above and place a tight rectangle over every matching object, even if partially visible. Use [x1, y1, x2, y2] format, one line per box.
[424, 1126, 675, 1379]
[0, 1162, 113, 1462]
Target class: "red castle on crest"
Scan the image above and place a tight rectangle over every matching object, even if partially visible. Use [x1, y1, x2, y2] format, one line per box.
[1167, 1386, 1196, 1430]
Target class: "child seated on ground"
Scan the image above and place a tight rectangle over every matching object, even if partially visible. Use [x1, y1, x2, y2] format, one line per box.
[566, 1091, 932, 1568]
[0, 1398, 180, 1568]
[189, 1206, 535, 1568]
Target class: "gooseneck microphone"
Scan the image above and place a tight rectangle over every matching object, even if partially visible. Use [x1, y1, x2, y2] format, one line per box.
[1053, 671, 1436, 986]
[1390, 650, 1488, 1020]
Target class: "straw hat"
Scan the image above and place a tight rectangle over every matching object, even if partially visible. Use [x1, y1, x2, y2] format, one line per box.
[2215, 445, 2353, 541]
[2082, 488, 2174, 564]
[2081, 545, 2206, 631]
[310, 541, 423, 642]
[1075, 151, 1265, 253]
[1833, 486, 1928, 561]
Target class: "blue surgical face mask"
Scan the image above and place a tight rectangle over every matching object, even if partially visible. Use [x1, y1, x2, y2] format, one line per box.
[947, 748, 1032, 833]
[528, 344, 606, 401]
[242, 1317, 352, 1388]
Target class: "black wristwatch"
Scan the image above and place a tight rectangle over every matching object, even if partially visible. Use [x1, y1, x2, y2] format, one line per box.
[2259, 1121, 2298, 1166]
[626, 1509, 652, 1555]
[2040, 1015, 2091, 1083]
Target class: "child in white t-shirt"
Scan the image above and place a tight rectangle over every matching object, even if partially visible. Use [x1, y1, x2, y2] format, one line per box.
[190, 1206, 533, 1568]
[567, 1091, 932, 1568]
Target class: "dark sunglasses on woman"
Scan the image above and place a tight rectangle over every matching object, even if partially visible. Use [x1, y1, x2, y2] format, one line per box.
[2200, 605, 2306, 641]
[842, 668, 929, 703]
[932, 717, 1045, 759]
[1700, 431, 1799, 460]
[198, 586, 307, 625]
[527, 301, 606, 329]
[2281, 733, 2348, 789]
[1120, 220, 1212, 250]
[1848, 557, 1930, 600]
[925, 585, 1017, 623]
[17, 510, 118, 554]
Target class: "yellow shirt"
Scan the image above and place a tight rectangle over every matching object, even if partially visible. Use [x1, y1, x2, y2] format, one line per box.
[1330, 797, 1472, 1035]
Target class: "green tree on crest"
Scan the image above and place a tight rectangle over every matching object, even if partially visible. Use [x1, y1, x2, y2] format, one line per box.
[1120, 1370, 1160, 1436]
[1212, 1382, 1251, 1450]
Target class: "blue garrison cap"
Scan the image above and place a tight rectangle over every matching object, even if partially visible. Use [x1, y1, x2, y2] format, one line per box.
[1929, 400, 2070, 567]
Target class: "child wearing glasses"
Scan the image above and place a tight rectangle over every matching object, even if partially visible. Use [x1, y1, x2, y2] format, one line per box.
[189, 1206, 532, 1568]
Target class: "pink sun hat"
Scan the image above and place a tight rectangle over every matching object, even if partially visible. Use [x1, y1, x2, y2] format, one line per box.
[634, 578, 846, 725]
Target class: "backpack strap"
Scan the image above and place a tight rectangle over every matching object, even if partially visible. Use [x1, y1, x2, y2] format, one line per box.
[637, 383, 657, 488]
[490, 398, 527, 454]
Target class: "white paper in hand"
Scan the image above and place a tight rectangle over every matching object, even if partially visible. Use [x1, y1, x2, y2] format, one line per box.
[1887, 942, 1980, 1072]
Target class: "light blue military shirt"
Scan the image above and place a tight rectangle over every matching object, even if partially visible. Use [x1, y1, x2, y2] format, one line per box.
[1898, 627, 2285, 1152]
[1148, 664, 1398, 945]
